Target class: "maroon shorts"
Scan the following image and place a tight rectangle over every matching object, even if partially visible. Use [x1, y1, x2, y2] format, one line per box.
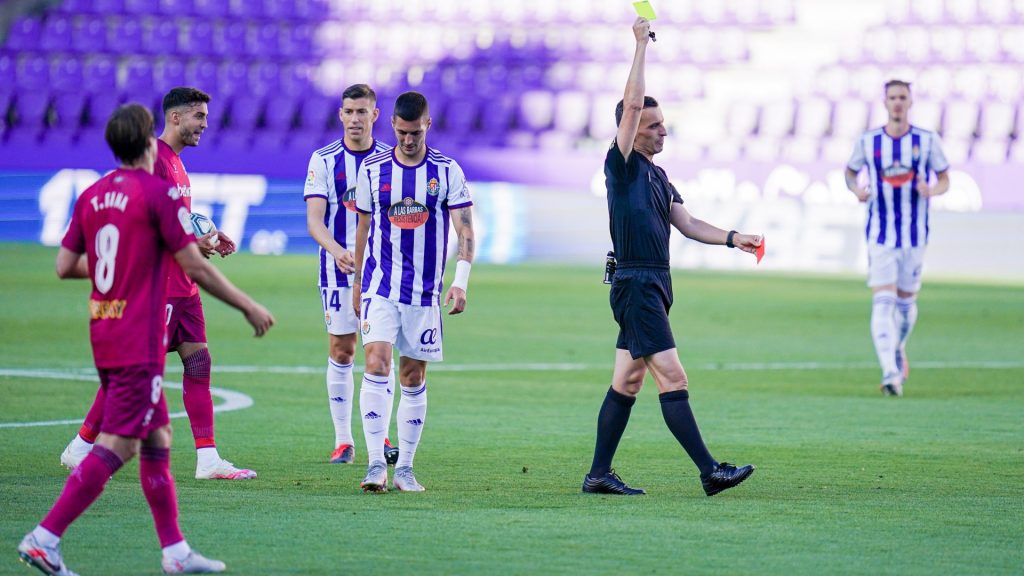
[97, 364, 170, 439]
[166, 294, 207, 351]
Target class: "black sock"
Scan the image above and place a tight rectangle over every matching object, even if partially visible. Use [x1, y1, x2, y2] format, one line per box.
[588, 387, 636, 478]
[660, 389, 717, 476]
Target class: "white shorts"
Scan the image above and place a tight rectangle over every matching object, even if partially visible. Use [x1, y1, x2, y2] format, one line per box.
[359, 295, 443, 362]
[867, 244, 926, 292]
[320, 286, 359, 336]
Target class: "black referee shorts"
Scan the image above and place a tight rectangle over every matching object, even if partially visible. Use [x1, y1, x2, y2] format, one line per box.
[610, 268, 676, 360]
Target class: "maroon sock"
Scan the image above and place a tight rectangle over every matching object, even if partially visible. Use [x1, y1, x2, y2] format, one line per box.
[79, 387, 107, 443]
[40, 445, 123, 536]
[139, 446, 184, 547]
[182, 349, 215, 449]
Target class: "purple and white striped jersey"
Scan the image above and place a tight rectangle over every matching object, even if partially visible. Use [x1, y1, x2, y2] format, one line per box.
[356, 147, 473, 306]
[304, 138, 392, 288]
[848, 126, 949, 248]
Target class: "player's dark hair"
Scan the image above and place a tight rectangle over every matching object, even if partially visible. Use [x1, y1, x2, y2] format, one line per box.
[393, 91, 429, 122]
[884, 79, 912, 94]
[105, 103, 155, 164]
[342, 83, 376, 103]
[162, 87, 211, 115]
[615, 96, 660, 126]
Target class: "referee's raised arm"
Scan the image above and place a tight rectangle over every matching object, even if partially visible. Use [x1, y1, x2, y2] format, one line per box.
[616, 17, 652, 162]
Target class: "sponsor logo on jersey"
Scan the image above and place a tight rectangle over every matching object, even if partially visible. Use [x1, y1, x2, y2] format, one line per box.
[427, 177, 440, 196]
[388, 197, 428, 229]
[89, 299, 128, 320]
[381, 183, 391, 192]
[342, 187, 358, 212]
[881, 164, 915, 187]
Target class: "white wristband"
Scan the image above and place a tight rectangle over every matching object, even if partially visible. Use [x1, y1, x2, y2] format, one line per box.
[451, 260, 472, 291]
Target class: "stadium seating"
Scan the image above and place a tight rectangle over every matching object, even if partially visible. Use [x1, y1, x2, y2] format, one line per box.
[0, 0, 1019, 168]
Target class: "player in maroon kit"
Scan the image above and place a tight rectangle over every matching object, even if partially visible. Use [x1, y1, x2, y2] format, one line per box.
[18, 104, 274, 575]
[61, 88, 256, 480]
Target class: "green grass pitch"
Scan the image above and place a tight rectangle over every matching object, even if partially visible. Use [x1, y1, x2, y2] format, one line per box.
[1, 243, 1022, 575]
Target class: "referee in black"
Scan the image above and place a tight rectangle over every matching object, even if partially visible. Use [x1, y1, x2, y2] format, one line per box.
[582, 17, 762, 497]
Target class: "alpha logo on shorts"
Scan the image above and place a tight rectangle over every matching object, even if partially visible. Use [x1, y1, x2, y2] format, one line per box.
[882, 164, 915, 187]
[342, 186, 357, 212]
[362, 320, 371, 334]
[388, 197, 428, 229]
[420, 328, 438, 345]
[427, 177, 440, 196]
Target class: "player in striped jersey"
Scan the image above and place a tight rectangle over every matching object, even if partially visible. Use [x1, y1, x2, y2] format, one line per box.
[352, 91, 475, 492]
[304, 84, 398, 465]
[846, 80, 950, 397]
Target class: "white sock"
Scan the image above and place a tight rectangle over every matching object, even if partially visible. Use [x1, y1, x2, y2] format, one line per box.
[196, 447, 220, 469]
[871, 291, 899, 379]
[162, 540, 191, 561]
[32, 526, 59, 547]
[327, 358, 354, 447]
[383, 363, 395, 443]
[896, 296, 918, 346]
[396, 382, 427, 469]
[360, 373, 389, 464]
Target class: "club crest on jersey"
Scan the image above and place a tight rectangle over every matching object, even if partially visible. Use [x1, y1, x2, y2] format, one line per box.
[388, 197, 428, 229]
[306, 170, 316, 185]
[342, 187, 358, 212]
[881, 164, 915, 187]
[427, 177, 440, 196]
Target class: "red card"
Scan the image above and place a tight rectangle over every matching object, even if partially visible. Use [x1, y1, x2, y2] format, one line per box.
[755, 236, 766, 264]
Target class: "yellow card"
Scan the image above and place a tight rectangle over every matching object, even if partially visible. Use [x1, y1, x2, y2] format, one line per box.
[633, 0, 657, 20]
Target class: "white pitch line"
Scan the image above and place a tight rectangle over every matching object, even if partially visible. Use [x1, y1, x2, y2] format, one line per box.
[0, 369, 253, 429]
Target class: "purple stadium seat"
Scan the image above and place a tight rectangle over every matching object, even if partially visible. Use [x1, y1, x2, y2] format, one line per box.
[54, 0, 90, 14]
[193, 0, 229, 17]
[183, 20, 215, 56]
[159, 0, 197, 16]
[50, 56, 85, 95]
[40, 16, 73, 53]
[13, 94, 51, 130]
[247, 23, 280, 57]
[227, 97, 263, 131]
[122, 60, 156, 96]
[440, 99, 479, 135]
[108, 19, 143, 54]
[215, 21, 249, 57]
[229, 0, 265, 20]
[279, 23, 314, 57]
[0, 53, 15, 87]
[83, 56, 118, 95]
[264, 0, 294, 20]
[278, 64, 312, 96]
[5, 17, 42, 51]
[123, 0, 153, 14]
[16, 55, 49, 91]
[185, 60, 219, 96]
[72, 17, 108, 53]
[218, 61, 251, 96]
[215, 129, 253, 152]
[52, 93, 88, 129]
[87, 92, 123, 126]
[95, 0, 126, 13]
[145, 19, 181, 55]
[155, 60, 187, 91]
[250, 61, 280, 96]
[262, 96, 297, 131]
[298, 97, 334, 133]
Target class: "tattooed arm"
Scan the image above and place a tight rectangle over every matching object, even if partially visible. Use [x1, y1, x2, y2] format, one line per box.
[445, 206, 475, 315]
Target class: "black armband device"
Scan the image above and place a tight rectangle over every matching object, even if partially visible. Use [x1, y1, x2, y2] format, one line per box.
[726, 230, 737, 248]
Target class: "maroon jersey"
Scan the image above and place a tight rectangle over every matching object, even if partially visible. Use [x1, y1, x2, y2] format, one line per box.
[61, 168, 196, 368]
[155, 139, 199, 298]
